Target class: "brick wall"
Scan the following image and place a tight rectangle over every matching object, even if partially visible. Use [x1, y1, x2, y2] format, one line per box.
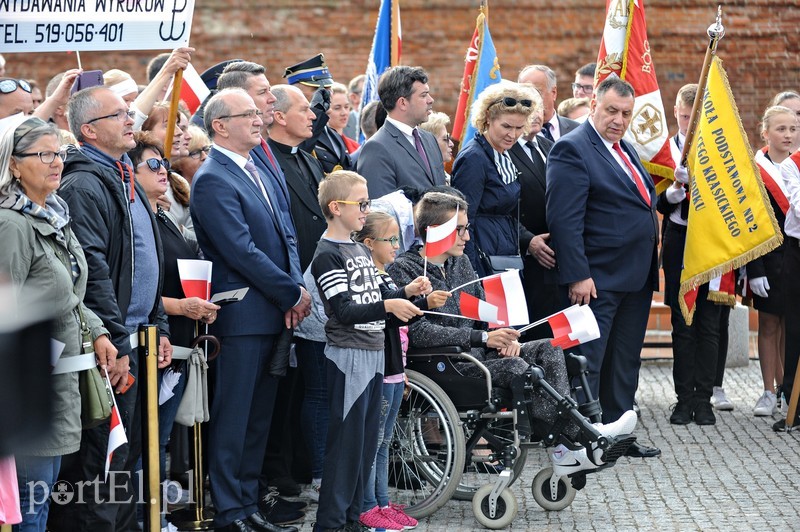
[4, 0, 798, 143]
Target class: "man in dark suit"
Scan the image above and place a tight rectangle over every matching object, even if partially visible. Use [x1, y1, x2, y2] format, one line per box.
[269, 86, 328, 274]
[508, 106, 559, 338]
[356, 66, 446, 198]
[546, 77, 661, 458]
[191, 88, 310, 532]
[518, 64, 579, 141]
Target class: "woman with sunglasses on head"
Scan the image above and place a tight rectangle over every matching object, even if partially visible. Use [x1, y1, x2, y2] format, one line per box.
[451, 81, 542, 277]
[0, 116, 117, 531]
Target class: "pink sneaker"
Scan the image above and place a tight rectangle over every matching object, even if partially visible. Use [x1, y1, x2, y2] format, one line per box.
[359, 505, 403, 532]
[382, 504, 417, 529]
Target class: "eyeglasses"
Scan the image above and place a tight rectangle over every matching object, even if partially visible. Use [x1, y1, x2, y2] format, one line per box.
[572, 83, 594, 93]
[490, 97, 533, 109]
[0, 78, 31, 94]
[12, 147, 68, 164]
[218, 109, 263, 120]
[137, 157, 170, 172]
[189, 146, 211, 159]
[456, 223, 471, 237]
[374, 235, 400, 246]
[86, 109, 136, 124]
[335, 199, 371, 212]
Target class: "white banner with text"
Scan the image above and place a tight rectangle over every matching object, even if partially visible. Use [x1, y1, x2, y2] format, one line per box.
[0, 0, 194, 53]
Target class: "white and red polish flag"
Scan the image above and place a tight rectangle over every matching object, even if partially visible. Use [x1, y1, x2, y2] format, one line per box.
[104, 371, 128, 481]
[424, 207, 459, 257]
[460, 292, 502, 325]
[177, 259, 213, 300]
[548, 305, 601, 349]
[165, 63, 210, 115]
[482, 270, 529, 327]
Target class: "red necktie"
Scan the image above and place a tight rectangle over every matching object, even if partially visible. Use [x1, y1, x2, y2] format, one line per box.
[612, 142, 651, 206]
[261, 138, 279, 173]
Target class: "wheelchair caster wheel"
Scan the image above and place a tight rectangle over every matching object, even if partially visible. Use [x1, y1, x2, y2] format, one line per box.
[472, 484, 517, 529]
[531, 467, 576, 511]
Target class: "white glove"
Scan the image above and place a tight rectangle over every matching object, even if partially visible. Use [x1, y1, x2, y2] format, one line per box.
[749, 276, 770, 298]
[674, 165, 689, 184]
[665, 182, 686, 204]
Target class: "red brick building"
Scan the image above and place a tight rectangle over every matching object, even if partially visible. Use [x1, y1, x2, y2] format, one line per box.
[4, 0, 798, 144]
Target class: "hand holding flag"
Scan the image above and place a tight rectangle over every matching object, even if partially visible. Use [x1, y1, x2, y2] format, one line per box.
[103, 368, 128, 481]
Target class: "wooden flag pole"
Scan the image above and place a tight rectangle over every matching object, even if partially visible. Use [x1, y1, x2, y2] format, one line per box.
[679, 5, 724, 168]
[786, 364, 800, 431]
[163, 69, 184, 160]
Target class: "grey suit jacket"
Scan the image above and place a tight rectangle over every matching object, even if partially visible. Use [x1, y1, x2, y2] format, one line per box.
[356, 120, 446, 198]
[557, 115, 580, 139]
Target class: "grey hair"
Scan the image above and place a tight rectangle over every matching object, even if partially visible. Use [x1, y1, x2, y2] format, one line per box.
[66, 86, 107, 142]
[217, 61, 266, 91]
[518, 64, 557, 91]
[271, 84, 296, 114]
[203, 88, 247, 138]
[0, 116, 60, 196]
[360, 100, 381, 139]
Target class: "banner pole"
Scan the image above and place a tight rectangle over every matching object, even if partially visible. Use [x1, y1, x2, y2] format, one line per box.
[679, 5, 724, 168]
[139, 324, 161, 532]
[163, 69, 184, 161]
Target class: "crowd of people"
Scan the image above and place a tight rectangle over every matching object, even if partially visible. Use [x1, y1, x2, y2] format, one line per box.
[0, 45, 798, 532]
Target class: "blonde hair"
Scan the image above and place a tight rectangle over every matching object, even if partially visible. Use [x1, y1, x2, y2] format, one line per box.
[353, 211, 397, 243]
[470, 81, 541, 134]
[557, 97, 590, 118]
[329, 82, 348, 97]
[318, 170, 368, 219]
[419, 111, 451, 137]
[761, 105, 797, 136]
[103, 69, 134, 86]
[675, 84, 698, 108]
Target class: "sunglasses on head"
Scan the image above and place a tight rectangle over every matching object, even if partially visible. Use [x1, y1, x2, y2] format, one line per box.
[137, 157, 170, 172]
[491, 96, 532, 109]
[0, 78, 32, 95]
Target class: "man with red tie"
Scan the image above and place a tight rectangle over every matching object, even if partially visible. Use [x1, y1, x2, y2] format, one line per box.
[546, 76, 661, 459]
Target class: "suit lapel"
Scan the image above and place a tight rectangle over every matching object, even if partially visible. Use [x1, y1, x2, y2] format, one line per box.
[386, 121, 434, 184]
[585, 128, 649, 205]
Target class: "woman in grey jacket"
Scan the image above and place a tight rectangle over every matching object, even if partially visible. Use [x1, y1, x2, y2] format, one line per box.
[0, 117, 116, 531]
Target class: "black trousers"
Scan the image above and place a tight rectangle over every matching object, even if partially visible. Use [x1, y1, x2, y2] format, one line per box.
[662, 222, 722, 403]
[781, 238, 800, 412]
[522, 256, 560, 341]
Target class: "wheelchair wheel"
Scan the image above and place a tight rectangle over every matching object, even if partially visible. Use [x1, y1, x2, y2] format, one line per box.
[472, 483, 518, 529]
[388, 370, 465, 518]
[454, 417, 528, 501]
[531, 467, 576, 511]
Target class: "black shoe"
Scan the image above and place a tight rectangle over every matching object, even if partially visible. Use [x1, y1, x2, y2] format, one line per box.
[669, 401, 693, 425]
[248, 511, 299, 532]
[258, 492, 305, 525]
[624, 441, 661, 458]
[261, 491, 308, 512]
[773, 418, 786, 432]
[693, 401, 716, 425]
[217, 519, 259, 532]
[269, 476, 302, 497]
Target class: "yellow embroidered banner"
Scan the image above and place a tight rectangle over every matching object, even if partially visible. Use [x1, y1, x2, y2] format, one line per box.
[679, 56, 782, 324]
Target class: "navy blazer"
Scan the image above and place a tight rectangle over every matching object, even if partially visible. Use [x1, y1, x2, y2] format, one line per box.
[452, 134, 521, 276]
[190, 147, 302, 337]
[545, 121, 659, 292]
[357, 119, 446, 198]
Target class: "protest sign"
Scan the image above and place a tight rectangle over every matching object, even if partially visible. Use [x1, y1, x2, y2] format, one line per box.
[0, 0, 194, 53]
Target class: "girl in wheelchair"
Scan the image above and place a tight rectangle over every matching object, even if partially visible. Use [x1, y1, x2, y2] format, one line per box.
[387, 191, 638, 476]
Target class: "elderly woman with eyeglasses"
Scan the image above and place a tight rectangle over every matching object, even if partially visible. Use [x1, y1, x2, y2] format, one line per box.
[451, 81, 542, 277]
[0, 116, 117, 531]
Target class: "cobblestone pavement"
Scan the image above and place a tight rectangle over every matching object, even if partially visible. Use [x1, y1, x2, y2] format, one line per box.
[185, 359, 798, 531]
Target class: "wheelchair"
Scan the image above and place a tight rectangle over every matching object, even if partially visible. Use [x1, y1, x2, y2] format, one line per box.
[386, 345, 637, 529]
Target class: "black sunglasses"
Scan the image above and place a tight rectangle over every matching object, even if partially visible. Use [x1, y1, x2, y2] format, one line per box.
[0, 78, 31, 95]
[491, 97, 532, 109]
[137, 157, 170, 172]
